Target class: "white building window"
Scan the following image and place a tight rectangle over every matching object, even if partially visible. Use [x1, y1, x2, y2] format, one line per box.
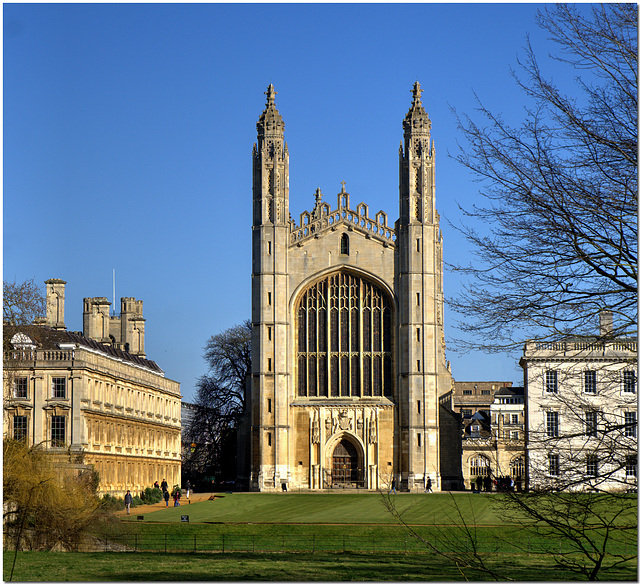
[584, 370, 596, 394]
[545, 370, 558, 394]
[584, 411, 598, 437]
[469, 456, 491, 477]
[626, 455, 637, 478]
[586, 454, 598, 477]
[510, 457, 525, 478]
[14, 377, 28, 398]
[51, 377, 66, 399]
[623, 370, 636, 393]
[51, 415, 66, 447]
[13, 415, 27, 441]
[546, 411, 559, 437]
[511, 414, 519, 425]
[624, 411, 637, 438]
[548, 453, 560, 476]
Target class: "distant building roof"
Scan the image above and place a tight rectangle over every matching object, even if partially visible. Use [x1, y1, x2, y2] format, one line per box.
[4, 324, 164, 374]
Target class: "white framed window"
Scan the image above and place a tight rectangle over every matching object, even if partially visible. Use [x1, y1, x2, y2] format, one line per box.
[51, 377, 66, 399]
[586, 454, 598, 477]
[624, 411, 637, 438]
[584, 370, 596, 394]
[14, 377, 28, 398]
[469, 456, 491, 477]
[510, 430, 520, 440]
[545, 370, 558, 394]
[584, 411, 598, 437]
[546, 411, 559, 437]
[623, 370, 636, 393]
[626, 455, 637, 478]
[548, 453, 560, 476]
[510, 457, 525, 478]
[511, 414, 519, 425]
[13, 415, 27, 441]
[51, 415, 66, 447]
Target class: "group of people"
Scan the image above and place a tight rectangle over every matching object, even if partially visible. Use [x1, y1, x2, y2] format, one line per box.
[122, 479, 194, 514]
[474, 474, 522, 492]
[152, 478, 192, 507]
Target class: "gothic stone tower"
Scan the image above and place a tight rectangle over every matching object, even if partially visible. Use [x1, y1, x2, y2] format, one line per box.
[246, 83, 460, 492]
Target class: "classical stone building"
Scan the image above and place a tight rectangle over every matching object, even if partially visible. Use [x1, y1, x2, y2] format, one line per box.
[522, 312, 637, 492]
[461, 386, 526, 491]
[3, 279, 182, 496]
[242, 83, 462, 492]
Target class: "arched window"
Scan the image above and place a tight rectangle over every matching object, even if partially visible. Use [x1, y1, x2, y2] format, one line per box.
[296, 272, 393, 398]
[510, 457, 525, 478]
[469, 455, 491, 477]
[340, 233, 349, 255]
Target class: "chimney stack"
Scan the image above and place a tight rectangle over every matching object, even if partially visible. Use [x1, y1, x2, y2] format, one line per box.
[45, 278, 66, 330]
[599, 309, 613, 337]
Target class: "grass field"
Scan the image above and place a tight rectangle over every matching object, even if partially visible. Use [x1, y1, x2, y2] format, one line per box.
[5, 550, 635, 581]
[121, 492, 510, 524]
[5, 492, 637, 581]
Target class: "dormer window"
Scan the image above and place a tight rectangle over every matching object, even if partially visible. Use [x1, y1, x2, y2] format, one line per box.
[340, 233, 349, 255]
[11, 333, 36, 350]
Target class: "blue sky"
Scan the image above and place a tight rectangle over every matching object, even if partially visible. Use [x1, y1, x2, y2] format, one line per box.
[4, 3, 568, 401]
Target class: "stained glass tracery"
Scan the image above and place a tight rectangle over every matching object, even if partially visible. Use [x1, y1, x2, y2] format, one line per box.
[297, 273, 393, 398]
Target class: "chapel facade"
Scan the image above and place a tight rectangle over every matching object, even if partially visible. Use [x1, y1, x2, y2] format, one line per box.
[242, 83, 462, 492]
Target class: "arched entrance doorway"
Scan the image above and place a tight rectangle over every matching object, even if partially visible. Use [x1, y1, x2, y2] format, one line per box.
[331, 439, 362, 486]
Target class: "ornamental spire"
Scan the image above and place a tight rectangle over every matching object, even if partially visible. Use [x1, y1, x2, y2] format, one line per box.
[257, 83, 285, 137]
[403, 80, 431, 141]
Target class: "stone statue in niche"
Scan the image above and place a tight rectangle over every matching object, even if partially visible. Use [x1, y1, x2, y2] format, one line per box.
[311, 414, 320, 444]
[325, 417, 331, 434]
[369, 415, 378, 444]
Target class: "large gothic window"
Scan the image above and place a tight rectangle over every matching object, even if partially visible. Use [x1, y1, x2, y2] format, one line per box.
[296, 272, 393, 398]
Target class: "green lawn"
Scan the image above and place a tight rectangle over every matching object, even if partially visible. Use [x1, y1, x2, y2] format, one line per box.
[124, 492, 508, 525]
[5, 550, 635, 582]
[5, 493, 637, 581]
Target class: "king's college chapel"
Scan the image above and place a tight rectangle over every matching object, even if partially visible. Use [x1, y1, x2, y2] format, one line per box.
[238, 83, 463, 492]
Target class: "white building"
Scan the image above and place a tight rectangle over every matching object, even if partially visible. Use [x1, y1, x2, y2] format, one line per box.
[521, 313, 637, 492]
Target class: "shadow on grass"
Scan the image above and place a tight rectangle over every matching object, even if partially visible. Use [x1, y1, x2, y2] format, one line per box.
[5, 551, 637, 582]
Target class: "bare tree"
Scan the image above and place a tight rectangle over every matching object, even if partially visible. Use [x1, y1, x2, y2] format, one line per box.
[3, 279, 45, 326]
[449, 3, 637, 351]
[184, 320, 251, 481]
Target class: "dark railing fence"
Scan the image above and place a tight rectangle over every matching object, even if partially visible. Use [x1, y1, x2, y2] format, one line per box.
[9, 533, 625, 555]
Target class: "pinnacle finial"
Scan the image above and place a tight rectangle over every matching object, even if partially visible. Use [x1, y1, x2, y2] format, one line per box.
[265, 83, 277, 107]
[411, 81, 423, 107]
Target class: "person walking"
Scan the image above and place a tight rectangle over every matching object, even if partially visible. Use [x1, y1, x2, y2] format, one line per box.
[391, 478, 397, 494]
[425, 477, 432, 493]
[160, 478, 168, 493]
[163, 488, 170, 507]
[124, 490, 133, 514]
